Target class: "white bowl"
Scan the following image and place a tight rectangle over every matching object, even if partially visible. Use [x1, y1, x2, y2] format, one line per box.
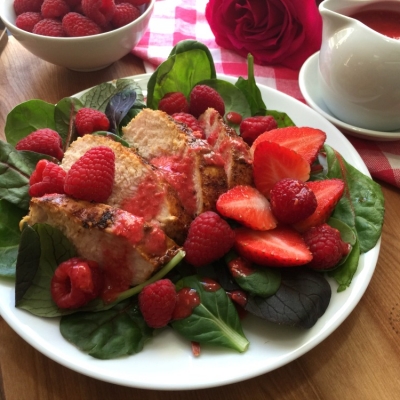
[0, 0, 154, 71]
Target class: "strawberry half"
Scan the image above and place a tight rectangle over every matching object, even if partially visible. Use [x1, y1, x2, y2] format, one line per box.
[293, 178, 345, 232]
[252, 141, 310, 198]
[216, 185, 277, 231]
[234, 226, 313, 267]
[251, 126, 326, 164]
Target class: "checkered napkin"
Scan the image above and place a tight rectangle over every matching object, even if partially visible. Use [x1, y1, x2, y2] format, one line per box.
[132, 0, 400, 188]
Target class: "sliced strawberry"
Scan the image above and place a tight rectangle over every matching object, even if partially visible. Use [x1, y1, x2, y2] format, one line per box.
[234, 226, 313, 267]
[293, 178, 345, 232]
[252, 141, 310, 198]
[216, 185, 277, 231]
[251, 126, 326, 164]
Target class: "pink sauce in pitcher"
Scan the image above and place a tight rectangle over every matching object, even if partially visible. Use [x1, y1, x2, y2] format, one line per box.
[350, 8, 400, 39]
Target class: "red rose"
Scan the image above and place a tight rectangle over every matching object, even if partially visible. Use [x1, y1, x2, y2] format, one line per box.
[205, 0, 322, 69]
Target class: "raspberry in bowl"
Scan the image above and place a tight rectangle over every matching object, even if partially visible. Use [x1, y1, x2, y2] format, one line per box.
[0, 0, 154, 71]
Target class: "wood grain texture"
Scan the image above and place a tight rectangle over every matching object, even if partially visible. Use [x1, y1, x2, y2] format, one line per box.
[1, 37, 400, 400]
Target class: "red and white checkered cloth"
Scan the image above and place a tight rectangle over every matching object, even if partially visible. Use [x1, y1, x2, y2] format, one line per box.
[132, 0, 400, 188]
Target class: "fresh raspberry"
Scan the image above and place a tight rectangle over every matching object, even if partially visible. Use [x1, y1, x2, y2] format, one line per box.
[64, 0, 81, 6]
[74, 107, 110, 135]
[172, 112, 205, 139]
[13, 0, 44, 15]
[64, 146, 115, 203]
[111, 3, 140, 29]
[189, 84, 225, 118]
[15, 128, 64, 160]
[303, 223, 350, 270]
[15, 12, 43, 32]
[158, 92, 189, 116]
[115, 0, 149, 5]
[41, 0, 70, 18]
[183, 211, 235, 267]
[51, 257, 104, 309]
[138, 279, 177, 328]
[29, 159, 66, 197]
[62, 12, 103, 36]
[270, 178, 317, 225]
[81, 0, 115, 28]
[32, 18, 66, 36]
[239, 115, 278, 145]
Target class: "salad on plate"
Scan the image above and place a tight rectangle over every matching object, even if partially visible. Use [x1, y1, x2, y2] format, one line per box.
[0, 40, 384, 362]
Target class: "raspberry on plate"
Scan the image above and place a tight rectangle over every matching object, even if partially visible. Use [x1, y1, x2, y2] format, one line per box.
[62, 12, 103, 37]
[111, 3, 141, 29]
[270, 178, 317, 225]
[29, 159, 66, 197]
[64, 146, 115, 203]
[158, 92, 189, 115]
[303, 223, 350, 270]
[74, 107, 110, 135]
[81, 0, 116, 28]
[138, 279, 177, 328]
[41, 0, 70, 19]
[189, 84, 225, 118]
[51, 257, 104, 309]
[183, 211, 235, 267]
[15, 128, 64, 160]
[239, 115, 278, 145]
[172, 112, 205, 139]
[32, 18, 66, 36]
[15, 12, 43, 32]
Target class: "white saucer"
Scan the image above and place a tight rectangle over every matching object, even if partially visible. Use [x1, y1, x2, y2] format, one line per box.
[299, 52, 400, 142]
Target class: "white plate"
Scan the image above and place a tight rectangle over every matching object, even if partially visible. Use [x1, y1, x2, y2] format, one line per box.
[299, 52, 400, 142]
[0, 73, 380, 390]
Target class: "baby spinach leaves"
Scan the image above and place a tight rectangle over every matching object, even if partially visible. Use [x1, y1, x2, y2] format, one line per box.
[15, 224, 77, 317]
[60, 300, 153, 360]
[0, 200, 26, 278]
[147, 40, 216, 110]
[171, 275, 249, 353]
[245, 268, 332, 329]
[0, 141, 50, 210]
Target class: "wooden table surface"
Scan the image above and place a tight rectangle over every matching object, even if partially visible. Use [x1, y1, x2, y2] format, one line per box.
[1, 37, 400, 400]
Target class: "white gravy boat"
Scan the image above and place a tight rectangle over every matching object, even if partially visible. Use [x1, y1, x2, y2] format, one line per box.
[318, 0, 400, 131]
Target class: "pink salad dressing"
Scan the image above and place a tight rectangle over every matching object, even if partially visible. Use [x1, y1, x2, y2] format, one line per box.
[172, 288, 201, 320]
[351, 8, 400, 39]
[120, 175, 164, 221]
[151, 154, 197, 216]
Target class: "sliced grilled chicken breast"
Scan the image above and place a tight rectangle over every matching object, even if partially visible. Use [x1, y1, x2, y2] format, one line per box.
[22, 194, 181, 301]
[61, 135, 191, 244]
[122, 108, 228, 217]
[198, 108, 253, 188]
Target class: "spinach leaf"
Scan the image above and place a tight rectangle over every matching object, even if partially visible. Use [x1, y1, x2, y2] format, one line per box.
[325, 145, 385, 253]
[245, 268, 332, 329]
[60, 300, 152, 359]
[147, 40, 216, 110]
[93, 131, 130, 147]
[197, 78, 252, 121]
[329, 239, 361, 292]
[235, 54, 267, 116]
[0, 199, 26, 278]
[171, 275, 249, 353]
[5, 100, 56, 146]
[0, 141, 51, 210]
[78, 82, 119, 112]
[15, 224, 77, 317]
[105, 89, 137, 135]
[234, 54, 294, 127]
[234, 267, 281, 298]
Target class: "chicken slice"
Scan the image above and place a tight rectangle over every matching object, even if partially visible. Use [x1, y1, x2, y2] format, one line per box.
[22, 194, 181, 302]
[61, 134, 191, 244]
[122, 108, 228, 217]
[198, 108, 253, 188]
